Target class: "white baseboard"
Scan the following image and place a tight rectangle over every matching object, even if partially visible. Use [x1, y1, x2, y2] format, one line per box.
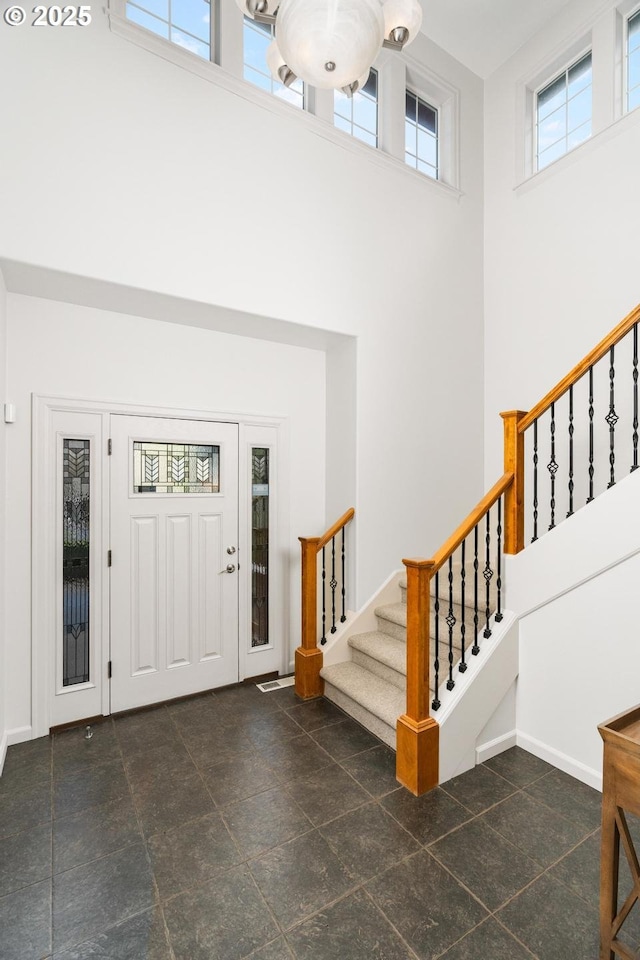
[476, 730, 517, 764]
[516, 731, 602, 792]
[0, 726, 33, 777]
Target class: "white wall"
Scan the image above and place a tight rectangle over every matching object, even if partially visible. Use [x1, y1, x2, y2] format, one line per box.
[0, 8, 486, 610]
[484, 0, 640, 484]
[0, 271, 7, 766]
[4, 293, 326, 732]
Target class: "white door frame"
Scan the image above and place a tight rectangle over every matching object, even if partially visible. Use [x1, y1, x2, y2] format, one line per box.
[32, 394, 289, 739]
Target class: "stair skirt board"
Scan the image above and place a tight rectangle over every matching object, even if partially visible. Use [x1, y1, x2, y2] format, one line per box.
[323, 682, 398, 750]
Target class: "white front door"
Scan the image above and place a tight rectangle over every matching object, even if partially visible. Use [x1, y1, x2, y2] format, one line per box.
[110, 416, 239, 713]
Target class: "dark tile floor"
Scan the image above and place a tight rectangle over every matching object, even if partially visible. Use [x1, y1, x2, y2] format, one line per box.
[0, 685, 633, 959]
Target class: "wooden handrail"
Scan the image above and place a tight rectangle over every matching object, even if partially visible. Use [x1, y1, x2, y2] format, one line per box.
[317, 507, 355, 550]
[518, 302, 640, 434]
[295, 507, 355, 701]
[430, 472, 514, 575]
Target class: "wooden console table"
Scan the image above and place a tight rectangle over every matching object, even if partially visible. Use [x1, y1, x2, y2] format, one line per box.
[599, 704, 640, 960]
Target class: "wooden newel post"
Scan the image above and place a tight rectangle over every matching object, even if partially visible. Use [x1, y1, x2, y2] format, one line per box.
[396, 558, 439, 796]
[500, 410, 528, 555]
[295, 536, 324, 700]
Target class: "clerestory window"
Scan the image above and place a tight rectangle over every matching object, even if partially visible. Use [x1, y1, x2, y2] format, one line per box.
[334, 69, 378, 148]
[628, 9, 640, 111]
[126, 0, 211, 60]
[536, 51, 592, 171]
[405, 90, 438, 179]
[243, 17, 304, 107]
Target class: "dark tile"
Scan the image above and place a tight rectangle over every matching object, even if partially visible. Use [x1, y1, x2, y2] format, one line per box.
[2, 737, 52, 792]
[53, 797, 141, 874]
[114, 708, 179, 757]
[341, 746, 399, 799]
[244, 711, 304, 749]
[286, 764, 370, 826]
[223, 787, 312, 859]
[0, 781, 52, 839]
[320, 803, 420, 882]
[132, 772, 215, 838]
[287, 888, 415, 960]
[53, 843, 156, 952]
[179, 724, 256, 768]
[0, 822, 52, 897]
[147, 811, 241, 898]
[53, 906, 171, 959]
[213, 684, 281, 715]
[310, 719, 379, 761]
[269, 685, 303, 711]
[483, 791, 589, 867]
[285, 699, 345, 732]
[439, 918, 533, 960]
[441, 764, 516, 815]
[163, 865, 279, 960]
[381, 785, 471, 845]
[167, 695, 233, 737]
[201, 753, 280, 807]
[54, 761, 129, 819]
[498, 872, 599, 960]
[54, 722, 120, 778]
[525, 768, 602, 831]
[365, 850, 487, 960]
[0, 877, 52, 960]
[260, 735, 335, 783]
[123, 740, 196, 790]
[484, 746, 554, 788]
[249, 938, 295, 960]
[249, 831, 356, 929]
[431, 819, 542, 911]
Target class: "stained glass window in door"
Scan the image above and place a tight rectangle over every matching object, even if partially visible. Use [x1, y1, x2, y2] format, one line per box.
[133, 442, 219, 493]
[252, 448, 269, 647]
[63, 439, 90, 686]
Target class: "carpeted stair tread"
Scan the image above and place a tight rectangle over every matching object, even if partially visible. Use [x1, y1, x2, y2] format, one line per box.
[348, 631, 407, 677]
[374, 602, 407, 628]
[400, 574, 497, 613]
[320, 661, 405, 729]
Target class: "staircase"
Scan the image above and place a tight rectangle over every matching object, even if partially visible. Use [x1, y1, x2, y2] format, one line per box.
[321, 566, 494, 748]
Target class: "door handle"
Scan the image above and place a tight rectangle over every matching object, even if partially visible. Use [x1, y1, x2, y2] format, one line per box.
[220, 564, 236, 574]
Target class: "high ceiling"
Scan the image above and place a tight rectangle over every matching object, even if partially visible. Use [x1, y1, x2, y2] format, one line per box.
[422, 0, 574, 78]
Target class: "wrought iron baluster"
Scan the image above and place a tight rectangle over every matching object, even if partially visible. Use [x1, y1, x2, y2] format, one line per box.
[330, 536, 337, 634]
[633, 324, 639, 473]
[472, 524, 480, 655]
[567, 385, 574, 518]
[548, 403, 558, 530]
[340, 527, 347, 622]
[321, 546, 327, 645]
[483, 510, 493, 639]
[495, 497, 503, 623]
[432, 572, 441, 710]
[587, 366, 594, 503]
[459, 539, 467, 673]
[446, 556, 456, 691]
[606, 345, 618, 488]
[532, 419, 538, 543]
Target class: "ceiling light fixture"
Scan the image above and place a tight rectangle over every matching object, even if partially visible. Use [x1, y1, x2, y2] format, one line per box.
[237, 0, 422, 95]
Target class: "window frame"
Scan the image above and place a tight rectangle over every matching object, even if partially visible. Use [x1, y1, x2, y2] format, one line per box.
[625, 4, 640, 112]
[333, 68, 379, 148]
[404, 88, 439, 180]
[534, 49, 593, 172]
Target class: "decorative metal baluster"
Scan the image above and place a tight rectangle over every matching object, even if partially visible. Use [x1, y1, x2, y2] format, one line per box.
[483, 510, 493, 639]
[567, 386, 574, 518]
[340, 527, 347, 622]
[446, 556, 456, 691]
[532, 419, 538, 543]
[459, 539, 467, 673]
[606, 345, 618, 488]
[432, 572, 441, 710]
[472, 524, 480, 655]
[548, 403, 558, 530]
[633, 324, 639, 473]
[321, 546, 327, 645]
[330, 536, 337, 633]
[587, 366, 594, 503]
[495, 497, 503, 623]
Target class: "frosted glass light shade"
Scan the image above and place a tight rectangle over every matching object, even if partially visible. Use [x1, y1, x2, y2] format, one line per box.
[275, 0, 384, 89]
[266, 39, 286, 79]
[382, 0, 422, 44]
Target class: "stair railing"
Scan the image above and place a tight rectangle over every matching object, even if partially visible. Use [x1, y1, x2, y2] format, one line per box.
[295, 507, 355, 700]
[399, 472, 514, 795]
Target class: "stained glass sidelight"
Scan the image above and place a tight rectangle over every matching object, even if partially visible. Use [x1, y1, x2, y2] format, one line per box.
[251, 448, 269, 648]
[133, 442, 219, 493]
[63, 439, 90, 686]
